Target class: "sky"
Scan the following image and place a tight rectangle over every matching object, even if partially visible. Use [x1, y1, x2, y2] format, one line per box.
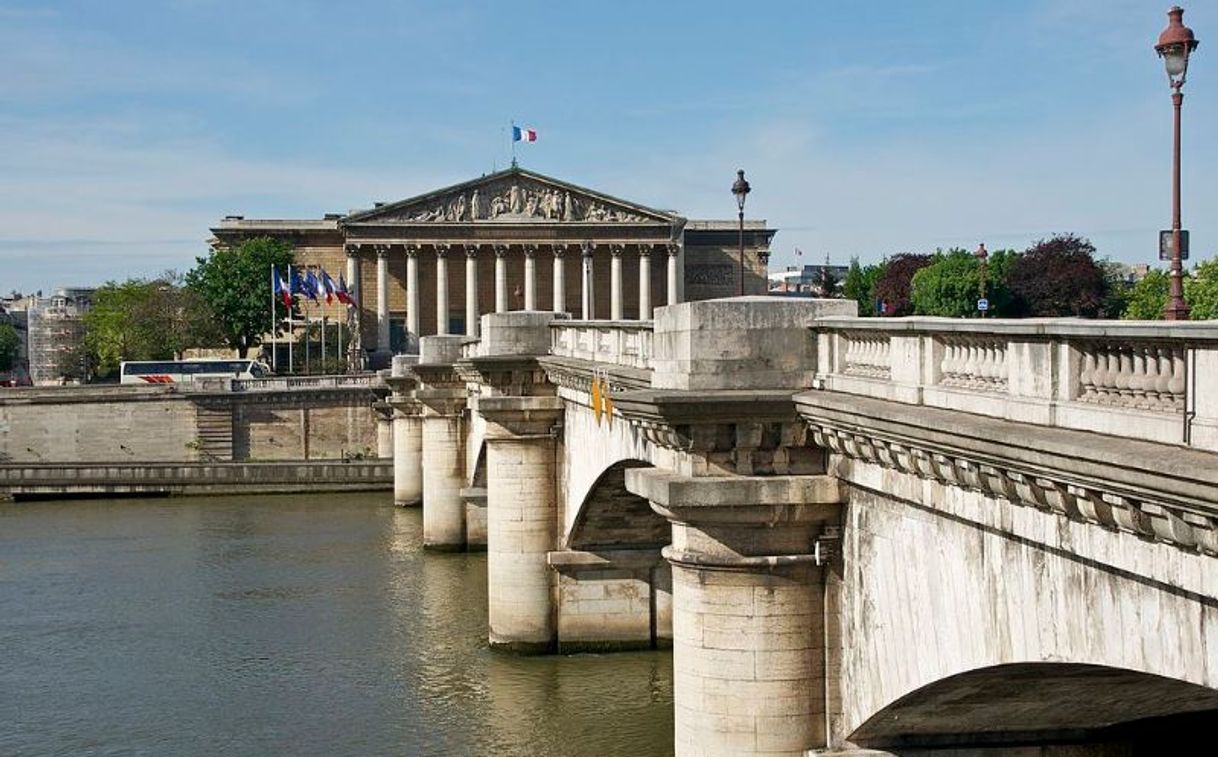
[1, 0, 1215, 293]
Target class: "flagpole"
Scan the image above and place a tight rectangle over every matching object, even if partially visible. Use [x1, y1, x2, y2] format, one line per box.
[338, 308, 344, 374]
[321, 313, 327, 372]
[287, 264, 294, 375]
[270, 264, 278, 373]
[510, 120, 516, 167]
[304, 298, 311, 376]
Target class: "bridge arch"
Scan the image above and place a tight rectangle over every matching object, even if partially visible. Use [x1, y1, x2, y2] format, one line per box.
[848, 662, 1218, 751]
[565, 459, 667, 550]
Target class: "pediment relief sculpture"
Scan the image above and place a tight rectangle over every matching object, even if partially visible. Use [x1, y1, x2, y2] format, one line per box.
[377, 177, 656, 225]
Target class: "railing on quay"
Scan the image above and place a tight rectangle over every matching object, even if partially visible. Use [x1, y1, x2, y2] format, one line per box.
[813, 317, 1218, 452]
[220, 373, 381, 392]
[549, 320, 654, 371]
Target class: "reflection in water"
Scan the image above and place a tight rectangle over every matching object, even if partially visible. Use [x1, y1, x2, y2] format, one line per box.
[0, 494, 673, 756]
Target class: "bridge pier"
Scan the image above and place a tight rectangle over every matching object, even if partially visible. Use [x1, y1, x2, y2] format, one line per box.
[478, 395, 564, 653]
[391, 401, 422, 506]
[413, 336, 471, 550]
[628, 468, 845, 757]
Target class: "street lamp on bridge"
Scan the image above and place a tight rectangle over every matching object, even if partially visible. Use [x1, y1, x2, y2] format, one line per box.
[1155, 5, 1199, 320]
[731, 169, 751, 297]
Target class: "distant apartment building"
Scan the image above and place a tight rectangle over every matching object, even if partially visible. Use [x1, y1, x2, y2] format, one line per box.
[26, 287, 94, 385]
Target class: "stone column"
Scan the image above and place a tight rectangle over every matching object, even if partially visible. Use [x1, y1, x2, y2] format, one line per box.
[375, 244, 391, 355]
[465, 244, 479, 338]
[610, 244, 624, 320]
[667, 243, 680, 306]
[344, 244, 363, 369]
[494, 244, 509, 313]
[523, 245, 537, 310]
[626, 469, 845, 757]
[406, 245, 420, 343]
[638, 245, 652, 319]
[391, 397, 422, 506]
[413, 336, 469, 548]
[478, 395, 564, 652]
[435, 244, 450, 336]
[552, 245, 566, 313]
[581, 242, 595, 320]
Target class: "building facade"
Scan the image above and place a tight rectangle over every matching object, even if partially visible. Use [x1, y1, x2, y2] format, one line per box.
[26, 287, 93, 385]
[211, 167, 775, 365]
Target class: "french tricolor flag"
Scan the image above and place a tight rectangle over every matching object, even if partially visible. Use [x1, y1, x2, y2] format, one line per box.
[512, 125, 537, 143]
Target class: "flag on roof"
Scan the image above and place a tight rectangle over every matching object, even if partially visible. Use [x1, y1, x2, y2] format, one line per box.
[512, 125, 538, 143]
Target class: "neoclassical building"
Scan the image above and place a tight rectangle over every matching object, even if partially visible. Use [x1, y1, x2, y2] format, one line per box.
[211, 167, 774, 362]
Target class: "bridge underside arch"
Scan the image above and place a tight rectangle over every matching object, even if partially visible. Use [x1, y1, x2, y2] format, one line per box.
[567, 459, 667, 550]
[850, 663, 1218, 752]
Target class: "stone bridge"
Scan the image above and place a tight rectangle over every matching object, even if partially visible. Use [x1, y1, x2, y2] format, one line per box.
[386, 299, 1218, 756]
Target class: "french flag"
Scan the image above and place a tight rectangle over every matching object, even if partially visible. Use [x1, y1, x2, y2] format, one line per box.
[512, 125, 537, 143]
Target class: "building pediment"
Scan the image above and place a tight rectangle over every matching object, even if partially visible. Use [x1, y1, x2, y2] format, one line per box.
[343, 168, 680, 227]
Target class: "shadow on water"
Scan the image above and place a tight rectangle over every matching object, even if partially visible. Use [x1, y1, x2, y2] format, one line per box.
[0, 493, 673, 756]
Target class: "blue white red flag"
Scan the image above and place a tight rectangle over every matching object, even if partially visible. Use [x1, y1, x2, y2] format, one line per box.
[512, 125, 537, 143]
[272, 265, 292, 308]
[319, 270, 337, 305]
[335, 274, 354, 306]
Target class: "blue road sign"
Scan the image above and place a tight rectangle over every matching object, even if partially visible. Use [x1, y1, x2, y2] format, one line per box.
[977, 298, 989, 312]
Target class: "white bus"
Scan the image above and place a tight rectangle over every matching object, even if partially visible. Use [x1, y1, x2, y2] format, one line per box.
[119, 359, 268, 385]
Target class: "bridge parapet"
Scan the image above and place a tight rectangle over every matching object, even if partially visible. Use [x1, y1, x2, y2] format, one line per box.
[814, 317, 1218, 451]
[549, 320, 654, 371]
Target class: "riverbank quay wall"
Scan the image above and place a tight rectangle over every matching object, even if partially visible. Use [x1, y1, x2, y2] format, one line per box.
[392, 302, 1218, 756]
[0, 375, 386, 464]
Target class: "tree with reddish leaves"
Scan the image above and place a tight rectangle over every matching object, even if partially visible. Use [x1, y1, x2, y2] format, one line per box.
[872, 253, 933, 316]
[1006, 234, 1107, 317]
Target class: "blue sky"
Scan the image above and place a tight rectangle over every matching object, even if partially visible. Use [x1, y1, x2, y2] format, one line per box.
[1, 0, 1215, 293]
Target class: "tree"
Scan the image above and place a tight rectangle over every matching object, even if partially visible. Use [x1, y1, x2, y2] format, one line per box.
[83, 276, 223, 377]
[185, 237, 294, 357]
[1184, 257, 1218, 320]
[1121, 269, 1169, 320]
[872, 253, 933, 316]
[0, 321, 18, 371]
[1006, 234, 1107, 317]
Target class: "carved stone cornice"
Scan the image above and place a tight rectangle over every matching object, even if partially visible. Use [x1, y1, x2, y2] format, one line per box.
[536, 356, 650, 394]
[796, 391, 1218, 556]
[457, 355, 554, 397]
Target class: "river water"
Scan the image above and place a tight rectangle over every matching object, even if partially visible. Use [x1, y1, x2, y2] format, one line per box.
[0, 494, 674, 756]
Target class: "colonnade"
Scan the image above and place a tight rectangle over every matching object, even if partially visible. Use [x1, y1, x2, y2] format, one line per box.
[349, 242, 680, 354]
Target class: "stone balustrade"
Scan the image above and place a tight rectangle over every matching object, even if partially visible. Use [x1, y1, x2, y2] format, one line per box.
[224, 374, 381, 392]
[814, 317, 1218, 452]
[549, 320, 654, 370]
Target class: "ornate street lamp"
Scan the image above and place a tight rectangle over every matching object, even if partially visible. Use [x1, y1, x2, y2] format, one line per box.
[1155, 6, 1199, 320]
[731, 169, 751, 297]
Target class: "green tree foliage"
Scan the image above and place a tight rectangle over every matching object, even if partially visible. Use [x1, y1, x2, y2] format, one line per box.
[1121, 269, 1169, 320]
[1185, 258, 1218, 320]
[841, 257, 887, 316]
[911, 248, 1021, 318]
[185, 237, 294, 356]
[1006, 234, 1107, 317]
[83, 276, 224, 376]
[0, 321, 18, 371]
[873, 253, 932, 316]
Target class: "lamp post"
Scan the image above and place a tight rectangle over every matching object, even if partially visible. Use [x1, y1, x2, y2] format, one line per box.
[731, 169, 751, 297]
[1155, 6, 1199, 320]
[975, 243, 989, 318]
